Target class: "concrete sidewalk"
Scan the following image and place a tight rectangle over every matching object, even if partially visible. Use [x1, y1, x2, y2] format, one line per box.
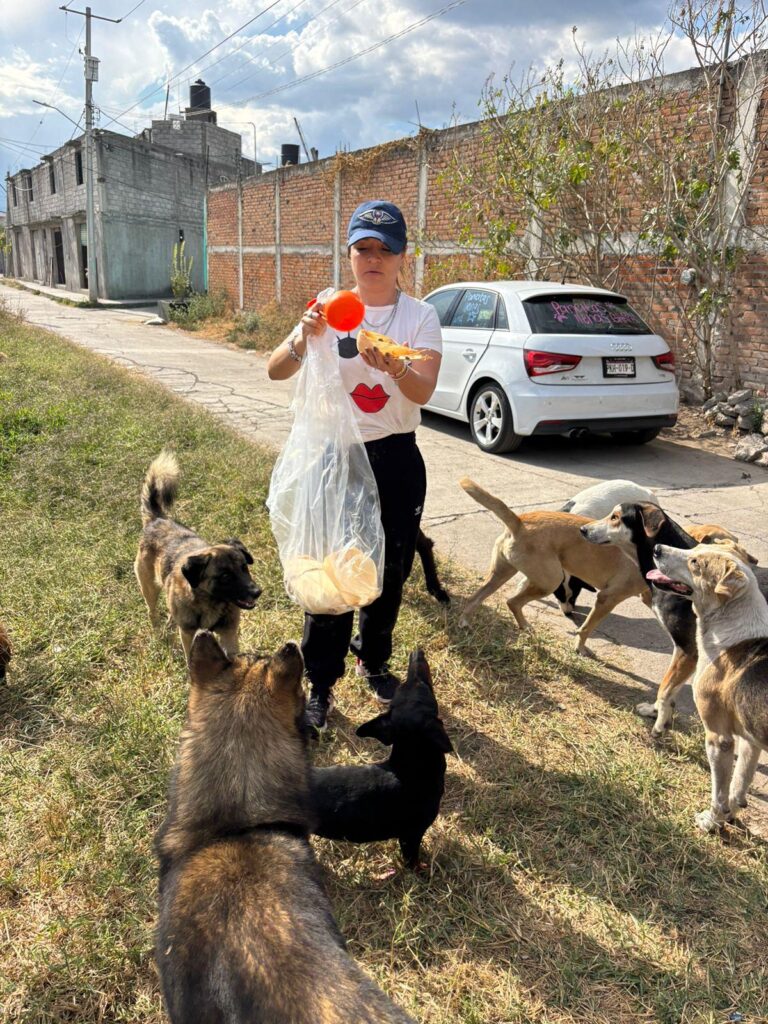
[5, 281, 768, 833]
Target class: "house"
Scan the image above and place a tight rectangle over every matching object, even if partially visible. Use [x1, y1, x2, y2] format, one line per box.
[5, 83, 255, 300]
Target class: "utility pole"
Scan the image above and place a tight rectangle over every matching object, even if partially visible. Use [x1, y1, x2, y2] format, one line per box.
[59, 4, 120, 302]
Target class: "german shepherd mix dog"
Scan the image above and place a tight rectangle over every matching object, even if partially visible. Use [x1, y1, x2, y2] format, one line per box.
[156, 632, 416, 1024]
[0, 623, 11, 681]
[311, 650, 452, 869]
[135, 452, 261, 664]
[459, 479, 646, 654]
[651, 544, 768, 832]
[581, 503, 762, 737]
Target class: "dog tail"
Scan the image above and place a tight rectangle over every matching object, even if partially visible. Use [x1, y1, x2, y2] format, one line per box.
[460, 478, 523, 534]
[141, 451, 180, 524]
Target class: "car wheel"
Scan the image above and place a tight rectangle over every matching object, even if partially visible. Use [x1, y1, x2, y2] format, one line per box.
[610, 428, 661, 445]
[469, 384, 523, 453]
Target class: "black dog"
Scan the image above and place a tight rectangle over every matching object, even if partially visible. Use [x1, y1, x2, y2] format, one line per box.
[415, 530, 450, 605]
[310, 649, 452, 869]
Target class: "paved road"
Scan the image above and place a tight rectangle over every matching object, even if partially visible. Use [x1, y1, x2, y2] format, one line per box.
[5, 283, 768, 828]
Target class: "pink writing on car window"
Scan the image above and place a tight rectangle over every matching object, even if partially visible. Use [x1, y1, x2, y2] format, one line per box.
[549, 300, 642, 329]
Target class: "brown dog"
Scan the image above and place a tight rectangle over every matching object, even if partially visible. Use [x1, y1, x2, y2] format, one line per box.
[134, 452, 261, 664]
[155, 631, 416, 1024]
[459, 478, 646, 653]
[0, 623, 11, 681]
[651, 544, 768, 831]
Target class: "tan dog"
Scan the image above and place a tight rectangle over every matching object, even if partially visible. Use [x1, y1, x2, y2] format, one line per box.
[134, 452, 261, 664]
[459, 478, 647, 654]
[652, 543, 768, 832]
[688, 523, 759, 564]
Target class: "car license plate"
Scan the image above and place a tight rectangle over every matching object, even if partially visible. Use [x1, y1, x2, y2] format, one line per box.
[603, 357, 636, 377]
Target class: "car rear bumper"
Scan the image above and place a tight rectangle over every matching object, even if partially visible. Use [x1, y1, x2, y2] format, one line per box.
[532, 413, 677, 436]
[510, 382, 679, 435]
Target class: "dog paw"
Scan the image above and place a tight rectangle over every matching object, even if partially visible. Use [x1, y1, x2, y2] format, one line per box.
[575, 643, 596, 659]
[695, 809, 726, 833]
[635, 702, 658, 719]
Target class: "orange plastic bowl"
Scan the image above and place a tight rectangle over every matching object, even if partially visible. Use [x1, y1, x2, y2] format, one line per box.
[324, 290, 365, 332]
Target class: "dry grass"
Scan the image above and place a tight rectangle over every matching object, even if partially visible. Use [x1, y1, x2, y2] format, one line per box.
[165, 299, 304, 353]
[2, 310, 768, 1023]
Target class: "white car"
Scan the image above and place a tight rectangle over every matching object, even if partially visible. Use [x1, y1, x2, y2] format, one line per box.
[423, 281, 679, 454]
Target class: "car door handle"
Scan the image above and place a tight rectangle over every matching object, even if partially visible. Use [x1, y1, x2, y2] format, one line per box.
[462, 348, 477, 362]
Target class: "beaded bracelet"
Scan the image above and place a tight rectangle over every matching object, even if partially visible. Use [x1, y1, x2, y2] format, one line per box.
[390, 361, 410, 382]
[287, 332, 303, 363]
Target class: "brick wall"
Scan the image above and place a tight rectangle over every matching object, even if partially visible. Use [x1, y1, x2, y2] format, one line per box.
[207, 65, 768, 393]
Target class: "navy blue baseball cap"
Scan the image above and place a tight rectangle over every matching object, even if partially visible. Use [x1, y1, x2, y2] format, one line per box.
[347, 200, 407, 253]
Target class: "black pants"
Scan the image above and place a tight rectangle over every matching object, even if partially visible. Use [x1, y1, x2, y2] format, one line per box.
[301, 431, 427, 691]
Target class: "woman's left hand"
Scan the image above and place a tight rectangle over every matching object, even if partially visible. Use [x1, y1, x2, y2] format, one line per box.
[359, 347, 406, 378]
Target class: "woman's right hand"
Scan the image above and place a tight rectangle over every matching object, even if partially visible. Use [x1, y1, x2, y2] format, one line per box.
[300, 301, 326, 347]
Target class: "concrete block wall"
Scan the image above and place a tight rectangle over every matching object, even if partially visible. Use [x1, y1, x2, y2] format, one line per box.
[6, 124, 250, 299]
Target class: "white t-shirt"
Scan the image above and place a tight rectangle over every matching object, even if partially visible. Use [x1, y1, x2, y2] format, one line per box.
[304, 289, 443, 442]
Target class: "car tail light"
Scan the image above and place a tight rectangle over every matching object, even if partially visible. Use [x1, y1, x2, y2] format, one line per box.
[652, 350, 676, 372]
[524, 350, 582, 376]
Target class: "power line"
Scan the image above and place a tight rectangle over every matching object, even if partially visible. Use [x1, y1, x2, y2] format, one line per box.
[244, 0, 469, 102]
[203, 0, 348, 91]
[119, 0, 147, 19]
[208, 0, 368, 95]
[99, 0, 287, 131]
[11, 24, 84, 173]
[179, 0, 316, 88]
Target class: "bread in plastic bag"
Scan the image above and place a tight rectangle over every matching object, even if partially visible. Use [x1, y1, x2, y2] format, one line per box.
[267, 336, 384, 615]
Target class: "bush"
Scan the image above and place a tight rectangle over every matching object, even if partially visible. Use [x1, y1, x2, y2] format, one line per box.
[168, 291, 229, 330]
[170, 241, 193, 298]
[226, 301, 301, 352]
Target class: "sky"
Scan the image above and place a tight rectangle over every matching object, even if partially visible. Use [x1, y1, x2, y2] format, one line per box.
[1, 0, 696, 184]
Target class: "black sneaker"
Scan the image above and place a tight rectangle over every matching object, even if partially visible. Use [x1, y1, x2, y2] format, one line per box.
[305, 687, 334, 734]
[355, 659, 399, 705]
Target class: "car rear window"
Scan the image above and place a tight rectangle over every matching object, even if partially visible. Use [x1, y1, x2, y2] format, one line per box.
[523, 294, 651, 335]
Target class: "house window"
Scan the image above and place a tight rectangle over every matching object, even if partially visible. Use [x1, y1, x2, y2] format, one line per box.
[11, 180, 17, 206]
[75, 149, 84, 186]
[24, 172, 33, 202]
[49, 162, 57, 194]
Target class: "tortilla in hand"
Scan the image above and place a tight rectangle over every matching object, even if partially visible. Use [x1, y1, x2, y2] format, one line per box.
[356, 329, 431, 361]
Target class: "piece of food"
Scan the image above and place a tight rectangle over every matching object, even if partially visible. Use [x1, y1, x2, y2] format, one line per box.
[284, 556, 347, 615]
[284, 549, 381, 614]
[356, 329, 431, 361]
[324, 547, 380, 607]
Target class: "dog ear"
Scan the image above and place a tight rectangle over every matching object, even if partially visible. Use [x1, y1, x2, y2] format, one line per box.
[714, 563, 749, 599]
[356, 712, 394, 745]
[182, 553, 211, 589]
[189, 630, 232, 685]
[224, 538, 254, 565]
[711, 539, 759, 566]
[639, 503, 666, 538]
[427, 718, 453, 753]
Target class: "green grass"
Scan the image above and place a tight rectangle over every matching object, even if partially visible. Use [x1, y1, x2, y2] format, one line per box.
[2, 304, 768, 1023]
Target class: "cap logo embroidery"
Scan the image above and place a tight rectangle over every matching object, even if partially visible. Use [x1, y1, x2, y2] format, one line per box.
[359, 209, 397, 226]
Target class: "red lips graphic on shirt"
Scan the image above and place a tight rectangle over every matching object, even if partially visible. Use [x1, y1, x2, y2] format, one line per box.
[350, 383, 390, 413]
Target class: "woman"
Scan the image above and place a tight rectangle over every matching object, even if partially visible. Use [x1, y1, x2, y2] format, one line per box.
[267, 199, 443, 732]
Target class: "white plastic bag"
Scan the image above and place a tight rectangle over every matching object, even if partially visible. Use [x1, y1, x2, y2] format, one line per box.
[267, 336, 384, 615]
